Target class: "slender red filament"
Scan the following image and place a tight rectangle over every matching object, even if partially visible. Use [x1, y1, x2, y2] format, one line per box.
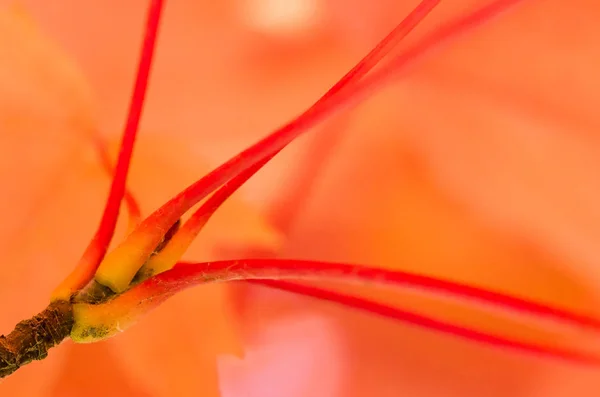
[151, 0, 522, 239]
[90, 0, 163, 265]
[117, 259, 600, 365]
[169, 260, 600, 331]
[251, 279, 600, 366]
[91, 0, 163, 265]
[53, 0, 164, 298]
[141, 0, 444, 270]
[120, 0, 443, 255]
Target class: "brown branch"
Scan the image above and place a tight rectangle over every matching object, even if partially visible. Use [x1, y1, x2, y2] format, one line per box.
[0, 300, 73, 378]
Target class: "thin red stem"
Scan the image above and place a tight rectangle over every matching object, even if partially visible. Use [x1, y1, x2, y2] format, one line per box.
[155, 5, 440, 262]
[116, 259, 600, 365]
[169, 0, 518, 220]
[53, 0, 164, 299]
[250, 279, 599, 366]
[170, 0, 529, 268]
[165, 260, 600, 330]
[94, 0, 163, 260]
[121, 0, 443, 253]
[93, 0, 163, 262]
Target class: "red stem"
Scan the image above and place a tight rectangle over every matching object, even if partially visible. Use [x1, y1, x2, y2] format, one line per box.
[117, 259, 600, 365]
[161, 260, 600, 330]
[250, 279, 600, 366]
[156, 8, 432, 264]
[162, 0, 520, 228]
[53, 0, 164, 299]
[93, 0, 163, 263]
[120, 0, 443, 253]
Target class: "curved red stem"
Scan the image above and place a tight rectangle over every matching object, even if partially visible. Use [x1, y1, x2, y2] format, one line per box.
[251, 279, 600, 365]
[168, 260, 600, 331]
[112, 0, 443, 260]
[106, 259, 600, 365]
[137, 0, 522, 240]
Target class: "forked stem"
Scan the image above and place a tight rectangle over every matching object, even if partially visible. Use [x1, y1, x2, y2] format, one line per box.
[92, 0, 444, 293]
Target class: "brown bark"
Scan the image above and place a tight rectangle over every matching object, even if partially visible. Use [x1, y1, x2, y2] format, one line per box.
[0, 300, 73, 378]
